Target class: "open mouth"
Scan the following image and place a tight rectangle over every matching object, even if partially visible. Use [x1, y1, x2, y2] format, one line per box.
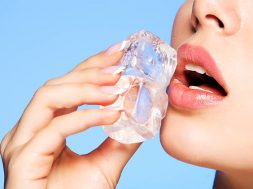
[184, 64, 227, 96]
[168, 44, 228, 109]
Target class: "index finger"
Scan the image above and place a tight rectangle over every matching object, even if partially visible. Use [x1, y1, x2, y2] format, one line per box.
[71, 41, 129, 72]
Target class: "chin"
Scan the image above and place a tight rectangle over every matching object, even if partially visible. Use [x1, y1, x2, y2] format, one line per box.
[160, 105, 253, 174]
[160, 106, 224, 170]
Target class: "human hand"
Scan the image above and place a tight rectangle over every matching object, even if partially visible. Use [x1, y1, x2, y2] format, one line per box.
[1, 43, 141, 189]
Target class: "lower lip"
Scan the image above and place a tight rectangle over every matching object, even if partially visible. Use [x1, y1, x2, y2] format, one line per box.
[168, 79, 225, 109]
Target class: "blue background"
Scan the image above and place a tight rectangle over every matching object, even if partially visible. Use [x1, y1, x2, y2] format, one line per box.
[0, 0, 215, 188]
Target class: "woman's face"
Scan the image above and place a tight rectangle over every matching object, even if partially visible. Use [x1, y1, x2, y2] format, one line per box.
[161, 0, 253, 174]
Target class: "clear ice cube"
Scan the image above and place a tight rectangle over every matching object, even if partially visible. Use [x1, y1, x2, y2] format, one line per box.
[102, 30, 177, 144]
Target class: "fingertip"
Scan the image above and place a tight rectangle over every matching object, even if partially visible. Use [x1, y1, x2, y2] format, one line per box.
[104, 109, 121, 117]
[72, 44, 125, 71]
[93, 49, 124, 63]
[102, 66, 125, 75]
[99, 68, 122, 86]
[103, 50, 125, 65]
[101, 109, 121, 125]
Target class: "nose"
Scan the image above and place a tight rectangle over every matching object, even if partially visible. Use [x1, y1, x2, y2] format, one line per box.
[191, 0, 240, 35]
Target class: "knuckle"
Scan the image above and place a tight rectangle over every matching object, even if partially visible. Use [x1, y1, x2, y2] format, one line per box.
[34, 85, 50, 100]
[50, 116, 61, 126]
[73, 59, 89, 71]
[0, 139, 6, 157]
[44, 79, 56, 86]
[0, 125, 18, 160]
[92, 67, 101, 73]
[83, 67, 101, 80]
[2, 147, 12, 163]
[85, 54, 100, 66]
[1, 144, 12, 165]
[44, 75, 64, 86]
[1, 132, 11, 157]
[81, 83, 93, 91]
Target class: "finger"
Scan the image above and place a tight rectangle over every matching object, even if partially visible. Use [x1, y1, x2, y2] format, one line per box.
[72, 41, 128, 71]
[12, 109, 120, 181]
[89, 138, 141, 185]
[23, 109, 121, 156]
[32, 83, 120, 109]
[0, 123, 18, 155]
[44, 66, 123, 86]
[13, 83, 123, 146]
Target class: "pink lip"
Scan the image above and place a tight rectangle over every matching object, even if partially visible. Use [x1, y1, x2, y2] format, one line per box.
[168, 44, 228, 110]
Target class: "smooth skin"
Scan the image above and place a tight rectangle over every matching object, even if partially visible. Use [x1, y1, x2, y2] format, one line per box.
[2, 0, 253, 188]
[0, 47, 141, 189]
[161, 0, 253, 188]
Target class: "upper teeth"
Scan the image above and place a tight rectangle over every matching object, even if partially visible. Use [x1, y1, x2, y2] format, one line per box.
[185, 64, 211, 76]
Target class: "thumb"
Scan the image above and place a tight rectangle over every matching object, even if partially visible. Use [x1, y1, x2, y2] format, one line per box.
[87, 137, 141, 185]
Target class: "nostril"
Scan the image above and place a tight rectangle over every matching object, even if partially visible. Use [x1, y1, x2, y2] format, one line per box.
[191, 16, 199, 33]
[206, 14, 224, 28]
[218, 19, 224, 28]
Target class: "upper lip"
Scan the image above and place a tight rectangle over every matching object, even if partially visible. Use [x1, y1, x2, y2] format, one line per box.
[173, 43, 228, 94]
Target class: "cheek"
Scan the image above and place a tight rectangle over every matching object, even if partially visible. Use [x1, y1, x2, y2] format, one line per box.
[160, 105, 253, 172]
[160, 108, 212, 167]
[171, 2, 193, 48]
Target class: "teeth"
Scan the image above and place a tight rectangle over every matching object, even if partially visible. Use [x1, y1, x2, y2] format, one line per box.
[185, 64, 206, 75]
[174, 79, 181, 83]
[189, 86, 214, 93]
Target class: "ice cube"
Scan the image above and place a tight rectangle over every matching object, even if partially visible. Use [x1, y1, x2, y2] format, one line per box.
[102, 30, 177, 144]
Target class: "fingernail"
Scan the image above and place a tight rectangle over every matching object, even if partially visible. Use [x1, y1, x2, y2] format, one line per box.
[105, 40, 131, 56]
[100, 105, 124, 111]
[102, 66, 126, 75]
[100, 86, 127, 95]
